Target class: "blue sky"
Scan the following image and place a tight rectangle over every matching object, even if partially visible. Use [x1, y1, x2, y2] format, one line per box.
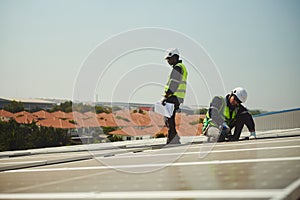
[0, 0, 299, 111]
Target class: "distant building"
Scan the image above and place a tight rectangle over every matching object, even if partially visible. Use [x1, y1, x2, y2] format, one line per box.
[0, 97, 56, 111]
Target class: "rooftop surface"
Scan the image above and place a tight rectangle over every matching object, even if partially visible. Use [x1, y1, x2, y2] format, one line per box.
[0, 131, 299, 200]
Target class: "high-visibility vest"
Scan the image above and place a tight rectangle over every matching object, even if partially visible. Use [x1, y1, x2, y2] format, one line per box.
[164, 63, 188, 100]
[202, 96, 238, 131]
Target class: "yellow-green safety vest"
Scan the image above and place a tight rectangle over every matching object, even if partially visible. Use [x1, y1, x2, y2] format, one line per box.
[202, 96, 238, 131]
[164, 63, 188, 100]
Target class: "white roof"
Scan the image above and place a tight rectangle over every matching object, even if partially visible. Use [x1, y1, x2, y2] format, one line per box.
[0, 97, 55, 104]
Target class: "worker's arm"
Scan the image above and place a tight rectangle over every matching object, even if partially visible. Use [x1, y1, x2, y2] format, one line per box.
[209, 96, 225, 127]
[165, 65, 182, 97]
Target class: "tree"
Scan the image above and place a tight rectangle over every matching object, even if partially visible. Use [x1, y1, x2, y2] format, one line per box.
[249, 109, 262, 115]
[0, 119, 72, 151]
[189, 118, 204, 125]
[102, 126, 118, 135]
[154, 132, 166, 138]
[195, 108, 208, 115]
[3, 100, 24, 113]
[95, 105, 112, 114]
[49, 101, 114, 114]
[50, 101, 73, 113]
[107, 134, 123, 142]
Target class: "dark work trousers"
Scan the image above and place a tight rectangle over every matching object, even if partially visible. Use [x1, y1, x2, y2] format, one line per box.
[164, 96, 181, 144]
[229, 112, 255, 141]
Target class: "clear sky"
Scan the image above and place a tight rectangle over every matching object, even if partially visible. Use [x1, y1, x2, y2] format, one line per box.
[0, 0, 299, 111]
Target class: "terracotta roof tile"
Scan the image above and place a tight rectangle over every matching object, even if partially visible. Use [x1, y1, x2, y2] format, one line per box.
[130, 112, 151, 126]
[109, 127, 152, 136]
[14, 111, 36, 124]
[147, 111, 165, 126]
[177, 123, 201, 136]
[37, 117, 76, 129]
[0, 109, 14, 118]
[32, 110, 54, 119]
[2, 109, 205, 132]
[51, 111, 72, 119]
[97, 113, 118, 127]
[79, 117, 100, 128]
[143, 125, 166, 136]
[70, 111, 88, 120]
[84, 111, 97, 118]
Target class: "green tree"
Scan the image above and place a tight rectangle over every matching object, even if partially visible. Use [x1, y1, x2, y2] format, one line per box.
[95, 106, 112, 114]
[195, 108, 208, 115]
[102, 126, 118, 135]
[3, 100, 24, 113]
[50, 101, 73, 113]
[107, 134, 123, 142]
[49, 101, 115, 114]
[189, 118, 204, 125]
[0, 119, 72, 151]
[154, 132, 166, 138]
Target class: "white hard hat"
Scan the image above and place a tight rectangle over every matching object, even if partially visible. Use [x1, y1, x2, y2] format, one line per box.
[164, 48, 180, 59]
[232, 87, 247, 103]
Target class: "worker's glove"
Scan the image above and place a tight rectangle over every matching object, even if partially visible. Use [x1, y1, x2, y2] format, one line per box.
[222, 122, 229, 129]
[249, 131, 256, 140]
[220, 122, 230, 134]
[161, 97, 167, 106]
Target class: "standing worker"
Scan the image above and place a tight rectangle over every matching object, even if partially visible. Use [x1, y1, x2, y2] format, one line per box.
[202, 87, 256, 142]
[162, 48, 188, 144]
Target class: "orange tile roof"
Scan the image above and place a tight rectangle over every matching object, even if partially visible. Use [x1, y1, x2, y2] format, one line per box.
[1, 108, 205, 132]
[78, 117, 100, 128]
[147, 111, 165, 126]
[143, 125, 166, 136]
[0, 109, 14, 118]
[14, 111, 32, 117]
[14, 111, 36, 124]
[130, 112, 151, 126]
[108, 128, 131, 136]
[114, 110, 148, 125]
[51, 111, 72, 119]
[97, 113, 118, 127]
[177, 124, 201, 136]
[114, 110, 166, 127]
[70, 111, 88, 120]
[109, 127, 153, 137]
[108, 111, 205, 137]
[32, 110, 54, 119]
[84, 111, 98, 118]
[37, 117, 76, 129]
[113, 111, 133, 127]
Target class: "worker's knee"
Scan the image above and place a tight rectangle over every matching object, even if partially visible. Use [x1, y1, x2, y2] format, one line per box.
[206, 127, 220, 142]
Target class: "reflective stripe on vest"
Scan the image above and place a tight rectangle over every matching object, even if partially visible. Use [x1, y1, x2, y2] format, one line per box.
[202, 96, 237, 131]
[202, 96, 225, 130]
[164, 63, 188, 99]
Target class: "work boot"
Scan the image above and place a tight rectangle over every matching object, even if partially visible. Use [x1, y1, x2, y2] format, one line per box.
[168, 135, 181, 144]
[167, 134, 181, 145]
[249, 132, 256, 140]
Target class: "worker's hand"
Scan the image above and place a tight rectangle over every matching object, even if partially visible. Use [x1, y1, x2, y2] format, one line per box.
[220, 122, 230, 133]
[222, 122, 229, 129]
[161, 97, 167, 106]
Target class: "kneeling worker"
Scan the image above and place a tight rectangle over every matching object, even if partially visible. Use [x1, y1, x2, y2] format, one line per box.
[202, 87, 256, 142]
